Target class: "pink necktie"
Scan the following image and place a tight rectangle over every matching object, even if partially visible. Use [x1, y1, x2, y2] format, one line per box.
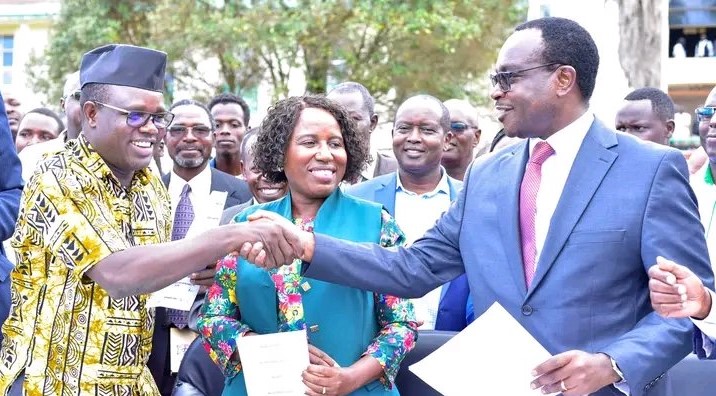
[520, 141, 554, 288]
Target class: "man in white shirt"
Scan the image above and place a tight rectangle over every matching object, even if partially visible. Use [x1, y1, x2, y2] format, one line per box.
[696, 34, 714, 57]
[348, 95, 471, 331]
[149, 99, 251, 396]
[648, 86, 716, 353]
[250, 17, 713, 396]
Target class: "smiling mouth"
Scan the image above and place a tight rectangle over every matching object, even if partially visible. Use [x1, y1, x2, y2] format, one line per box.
[131, 141, 153, 149]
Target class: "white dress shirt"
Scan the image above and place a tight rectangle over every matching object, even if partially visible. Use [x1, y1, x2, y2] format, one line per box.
[394, 169, 451, 329]
[168, 165, 213, 224]
[531, 111, 592, 266]
[529, 111, 629, 394]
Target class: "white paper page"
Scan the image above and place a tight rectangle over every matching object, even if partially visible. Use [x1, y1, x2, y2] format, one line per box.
[147, 190, 228, 310]
[238, 330, 310, 396]
[409, 302, 552, 396]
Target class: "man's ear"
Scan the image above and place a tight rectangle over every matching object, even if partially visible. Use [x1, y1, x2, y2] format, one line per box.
[666, 119, 675, 139]
[83, 101, 99, 128]
[473, 128, 482, 148]
[554, 65, 578, 98]
[370, 114, 379, 132]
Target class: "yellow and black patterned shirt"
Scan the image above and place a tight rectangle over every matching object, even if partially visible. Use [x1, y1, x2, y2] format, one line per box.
[0, 135, 171, 396]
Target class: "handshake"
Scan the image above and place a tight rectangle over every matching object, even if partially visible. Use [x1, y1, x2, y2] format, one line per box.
[236, 211, 316, 269]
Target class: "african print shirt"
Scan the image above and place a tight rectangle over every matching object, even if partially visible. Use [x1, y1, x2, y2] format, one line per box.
[198, 211, 418, 389]
[0, 135, 171, 396]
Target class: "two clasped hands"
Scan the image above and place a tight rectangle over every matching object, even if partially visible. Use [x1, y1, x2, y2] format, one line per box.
[236, 211, 624, 395]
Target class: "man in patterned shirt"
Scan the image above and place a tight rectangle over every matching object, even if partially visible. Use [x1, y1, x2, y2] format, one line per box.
[0, 44, 301, 396]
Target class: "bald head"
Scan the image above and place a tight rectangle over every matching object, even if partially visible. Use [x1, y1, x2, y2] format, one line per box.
[61, 71, 82, 139]
[395, 95, 450, 132]
[63, 71, 81, 97]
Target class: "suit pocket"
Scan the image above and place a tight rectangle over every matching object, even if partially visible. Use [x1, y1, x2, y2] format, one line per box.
[567, 230, 626, 245]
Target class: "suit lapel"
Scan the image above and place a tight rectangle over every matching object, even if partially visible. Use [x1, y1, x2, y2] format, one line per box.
[375, 173, 398, 216]
[498, 141, 530, 296]
[526, 121, 618, 297]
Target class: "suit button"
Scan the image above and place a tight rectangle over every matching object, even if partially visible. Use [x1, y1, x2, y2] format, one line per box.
[521, 305, 533, 316]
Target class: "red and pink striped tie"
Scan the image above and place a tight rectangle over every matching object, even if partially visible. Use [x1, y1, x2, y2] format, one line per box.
[519, 141, 554, 288]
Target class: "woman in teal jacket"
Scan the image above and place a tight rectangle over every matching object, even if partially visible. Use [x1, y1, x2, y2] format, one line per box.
[198, 95, 418, 396]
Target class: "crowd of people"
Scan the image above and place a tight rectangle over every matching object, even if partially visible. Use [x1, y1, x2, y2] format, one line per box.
[0, 14, 715, 396]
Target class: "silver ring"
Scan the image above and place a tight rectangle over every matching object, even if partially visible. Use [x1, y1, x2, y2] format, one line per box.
[322, 386, 326, 395]
[560, 380, 568, 392]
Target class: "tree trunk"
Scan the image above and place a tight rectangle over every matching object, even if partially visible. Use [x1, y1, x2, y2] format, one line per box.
[615, 0, 661, 88]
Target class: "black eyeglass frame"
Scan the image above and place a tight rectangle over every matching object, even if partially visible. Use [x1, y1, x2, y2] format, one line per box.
[167, 124, 214, 138]
[489, 63, 561, 92]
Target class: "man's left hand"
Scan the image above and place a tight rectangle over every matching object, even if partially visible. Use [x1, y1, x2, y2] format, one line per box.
[531, 351, 620, 395]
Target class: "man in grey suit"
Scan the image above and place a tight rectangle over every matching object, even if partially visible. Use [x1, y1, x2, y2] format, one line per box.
[150, 99, 252, 396]
[246, 17, 714, 396]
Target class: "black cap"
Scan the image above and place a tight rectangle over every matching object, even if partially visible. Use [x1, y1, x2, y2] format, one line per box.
[80, 44, 166, 92]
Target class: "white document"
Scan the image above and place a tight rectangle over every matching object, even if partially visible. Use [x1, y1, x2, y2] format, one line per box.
[409, 302, 552, 396]
[238, 330, 310, 396]
[147, 190, 228, 310]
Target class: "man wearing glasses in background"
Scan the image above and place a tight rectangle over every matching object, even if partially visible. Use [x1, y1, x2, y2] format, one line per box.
[649, 88, 716, 344]
[18, 70, 82, 182]
[149, 99, 250, 396]
[0, 44, 300, 396]
[442, 99, 481, 181]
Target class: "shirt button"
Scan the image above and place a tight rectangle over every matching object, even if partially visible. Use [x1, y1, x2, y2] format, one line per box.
[521, 305, 533, 316]
[309, 325, 319, 333]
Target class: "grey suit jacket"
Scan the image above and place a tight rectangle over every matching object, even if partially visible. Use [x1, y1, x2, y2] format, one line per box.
[305, 119, 715, 396]
[220, 200, 254, 225]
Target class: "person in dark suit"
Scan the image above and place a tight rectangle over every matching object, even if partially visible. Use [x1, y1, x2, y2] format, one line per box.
[150, 99, 251, 396]
[327, 82, 397, 183]
[347, 95, 471, 331]
[0, 92, 23, 345]
[246, 17, 715, 396]
[219, 127, 288, 225]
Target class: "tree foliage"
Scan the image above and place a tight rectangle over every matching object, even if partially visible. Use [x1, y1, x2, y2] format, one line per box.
[29, 0, 526, 110]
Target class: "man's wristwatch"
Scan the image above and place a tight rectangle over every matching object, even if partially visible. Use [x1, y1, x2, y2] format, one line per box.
[610, 357, 625, 383]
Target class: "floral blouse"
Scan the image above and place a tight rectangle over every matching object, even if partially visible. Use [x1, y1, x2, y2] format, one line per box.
[198, 210, 418, 388]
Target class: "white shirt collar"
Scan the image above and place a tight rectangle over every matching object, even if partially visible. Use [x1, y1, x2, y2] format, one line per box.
[396, 167, 450, 197]
[528, 110, 594, 161]
[169, 164, 212, 198]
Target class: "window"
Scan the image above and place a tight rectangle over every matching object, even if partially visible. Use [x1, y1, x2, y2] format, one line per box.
[1, 35, 13, 85]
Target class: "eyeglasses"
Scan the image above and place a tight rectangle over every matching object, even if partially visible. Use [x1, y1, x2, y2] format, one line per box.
[696, 106, 716, 122]
[167, 125, 213, 138]
[489, 63, 560, 92]
[450, 121, 478, 134]
[94, 101, 174, 129]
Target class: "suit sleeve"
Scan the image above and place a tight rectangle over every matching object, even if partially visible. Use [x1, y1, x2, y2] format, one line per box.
[0, 93, 23, 280]
[304, 165, 472, 298]
[599, 150, 715, 392]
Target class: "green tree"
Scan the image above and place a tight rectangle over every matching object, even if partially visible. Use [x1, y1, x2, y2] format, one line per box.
[27, 0, 158, 107]
[29, 0, 526, 110]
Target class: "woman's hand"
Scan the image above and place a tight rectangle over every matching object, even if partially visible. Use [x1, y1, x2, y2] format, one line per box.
[303, 345, 357, 396]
